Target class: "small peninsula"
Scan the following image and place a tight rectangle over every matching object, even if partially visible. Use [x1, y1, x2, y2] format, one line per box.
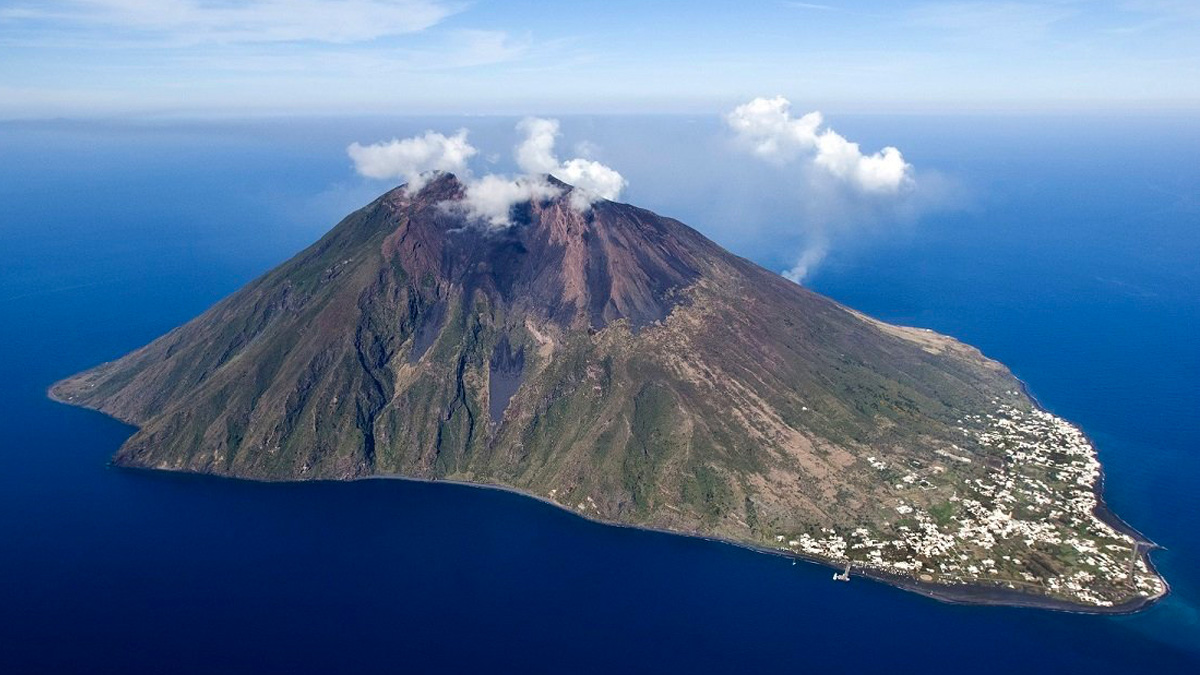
[51, 174, 1167, 612]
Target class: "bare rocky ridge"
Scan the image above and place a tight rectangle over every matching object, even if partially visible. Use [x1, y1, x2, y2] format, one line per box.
[51, 173, 1166, 612]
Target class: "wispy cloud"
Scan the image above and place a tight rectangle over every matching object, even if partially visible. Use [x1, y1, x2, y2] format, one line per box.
[906, 2, 1074, 45]
[1122, 0, 1200, 21]
[1105, 0, 1200, 34]
[0, 0, 460, 46]
[441, 29, 531, 68]
[151, 29, 534, 80]
[3, 1, 1197, 118]
[782, 2, 836, 10]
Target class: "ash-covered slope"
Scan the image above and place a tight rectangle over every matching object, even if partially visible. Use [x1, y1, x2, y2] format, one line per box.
[51, 173, 1165, 612]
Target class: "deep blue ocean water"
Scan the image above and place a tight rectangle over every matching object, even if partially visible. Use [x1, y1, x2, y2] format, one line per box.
[1, 115, 1197, 673]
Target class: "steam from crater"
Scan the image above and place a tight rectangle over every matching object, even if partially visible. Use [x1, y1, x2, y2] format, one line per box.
[347, 129, 476, 192]
[348, 117, 626, 227]
[514, 117, 627, 209]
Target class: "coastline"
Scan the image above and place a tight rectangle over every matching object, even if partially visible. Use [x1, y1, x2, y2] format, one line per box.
[360, 474, 1168, 615]
[1008, 376, 1170, 609]
[46, 382, 1169, 616]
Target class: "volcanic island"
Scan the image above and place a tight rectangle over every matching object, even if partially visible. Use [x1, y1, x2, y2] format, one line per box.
[51, 174, 1167, 612]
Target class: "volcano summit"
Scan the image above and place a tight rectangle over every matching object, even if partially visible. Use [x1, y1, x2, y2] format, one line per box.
[51, 173, 1166, 612]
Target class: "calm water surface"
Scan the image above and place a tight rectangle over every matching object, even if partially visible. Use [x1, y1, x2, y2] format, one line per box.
[1, 115, 1197, 673]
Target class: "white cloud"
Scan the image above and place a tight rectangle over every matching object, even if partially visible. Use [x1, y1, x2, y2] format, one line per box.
[725, 96, 823, 162]
[814, 133, 911, 194]
[460, 174, 562, 228]
[727, 95, 927, 283]
[559, 158, 628, 210]
[515, 117, 627, 208]
[0, 0, 458, 45]
[726, 96, 912, 193]
[348, 117, 627, 228]
[455, 118, 626, 224]
[347, 129, 477, 191]
[514, 117, 559, 174]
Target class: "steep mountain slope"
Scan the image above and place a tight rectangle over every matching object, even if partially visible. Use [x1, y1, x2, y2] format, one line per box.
[51, 173, 1166, 611]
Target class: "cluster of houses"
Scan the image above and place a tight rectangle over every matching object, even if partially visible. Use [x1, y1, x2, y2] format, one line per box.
[775, 396, 1165, 607]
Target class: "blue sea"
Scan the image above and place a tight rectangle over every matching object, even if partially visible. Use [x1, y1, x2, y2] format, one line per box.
[1, 114, 1197, 673]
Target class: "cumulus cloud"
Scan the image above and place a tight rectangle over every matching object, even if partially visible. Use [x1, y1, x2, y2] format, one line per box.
[726, 96, 930, 284]
[515, 117, 627, 209]
[726, 96, 912, 193]
[347, 129, 477, 192]
[348, 118, 626, 228]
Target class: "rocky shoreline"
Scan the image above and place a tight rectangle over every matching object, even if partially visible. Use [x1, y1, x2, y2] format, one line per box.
[376, 472, 1169, 615]
[91, 452, 1168, 616]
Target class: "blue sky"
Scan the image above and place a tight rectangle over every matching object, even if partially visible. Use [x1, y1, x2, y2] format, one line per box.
[1, 1, 1198, 118]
